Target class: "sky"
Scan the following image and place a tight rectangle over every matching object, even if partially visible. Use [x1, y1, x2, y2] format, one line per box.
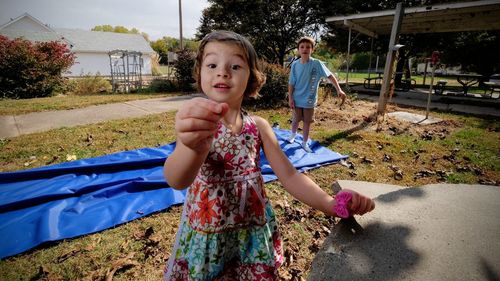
[0, 0, 209, 41]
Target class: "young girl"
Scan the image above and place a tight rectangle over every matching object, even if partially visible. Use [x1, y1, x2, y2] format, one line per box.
[163, 30, 375, 280]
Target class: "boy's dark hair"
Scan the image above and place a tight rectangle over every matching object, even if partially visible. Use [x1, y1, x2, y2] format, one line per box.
[297, 36, 315, 49]
[194, 30, 266, 98]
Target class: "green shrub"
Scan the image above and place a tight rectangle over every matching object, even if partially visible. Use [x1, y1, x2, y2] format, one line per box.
[147, 78, 178, 92]
[0, 35, 75, 99]
[350, 52, 371, 70]
[243, 61, 289, 109]
[69, 74, 112, 95]
[174, 49, 195, 92]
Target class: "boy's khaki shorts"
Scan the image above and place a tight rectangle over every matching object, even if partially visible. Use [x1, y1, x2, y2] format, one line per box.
[293, 107, 315, 123]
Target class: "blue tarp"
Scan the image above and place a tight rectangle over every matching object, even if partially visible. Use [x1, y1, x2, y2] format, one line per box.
[0, 129, 347, 259]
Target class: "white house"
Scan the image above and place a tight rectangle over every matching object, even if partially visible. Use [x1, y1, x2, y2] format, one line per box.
[0, 13, 155, 76]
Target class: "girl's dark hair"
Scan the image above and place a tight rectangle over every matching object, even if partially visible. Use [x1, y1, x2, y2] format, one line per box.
[194, 30, 266, 98]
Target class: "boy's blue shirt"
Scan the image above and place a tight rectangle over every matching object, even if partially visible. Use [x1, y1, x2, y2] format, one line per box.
[289, 57, 332, 108]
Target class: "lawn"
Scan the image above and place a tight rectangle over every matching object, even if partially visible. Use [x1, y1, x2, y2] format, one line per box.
[0, 92, 499, 280]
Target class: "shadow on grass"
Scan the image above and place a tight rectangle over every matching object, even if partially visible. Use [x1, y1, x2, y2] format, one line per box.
[320, 113, 377, 147]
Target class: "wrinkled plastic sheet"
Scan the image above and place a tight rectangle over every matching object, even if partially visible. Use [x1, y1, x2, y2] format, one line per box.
[0, 128, 347, 259]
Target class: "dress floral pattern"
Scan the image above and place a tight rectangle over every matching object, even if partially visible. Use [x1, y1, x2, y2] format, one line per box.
[165, 113, 283, 281]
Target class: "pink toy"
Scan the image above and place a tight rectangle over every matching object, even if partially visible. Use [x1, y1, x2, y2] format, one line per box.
[333, 191, 352, 218]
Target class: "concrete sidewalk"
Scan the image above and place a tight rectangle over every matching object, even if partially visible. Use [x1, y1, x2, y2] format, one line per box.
[1, 87, 498, 139]
[308, 180, 500, 281]
[0, 94, 201, 138]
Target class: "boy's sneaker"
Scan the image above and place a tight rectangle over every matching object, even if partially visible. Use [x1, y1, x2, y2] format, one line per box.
[287, 134, 296, 143]
[302, 142, 312, 153]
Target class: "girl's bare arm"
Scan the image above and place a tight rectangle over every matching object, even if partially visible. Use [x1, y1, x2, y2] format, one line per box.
[254, 116, 374, 216]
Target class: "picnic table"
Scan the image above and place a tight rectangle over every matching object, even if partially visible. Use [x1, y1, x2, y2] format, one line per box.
[363, 71, 383, 89]
[456, 73, 483, 96]
[483, 74, 500, 98]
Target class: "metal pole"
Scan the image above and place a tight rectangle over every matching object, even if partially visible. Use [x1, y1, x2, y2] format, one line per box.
[368, 36, 374, 78]
[423, 59, 429, 85]
[345, 27, 351, 86]
[425, 63, 436, 119]
[179, 0, 183, 50]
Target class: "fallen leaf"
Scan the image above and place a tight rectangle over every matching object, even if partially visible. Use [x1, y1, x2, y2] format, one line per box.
[66, 154, 77, 161]
[340, 159, 355, 169]
[361, 156, 373, 164]
[394, 170, 404, 180]
[56, 248, 82, 263]
[383, 154, 392, 162]
[105, 252, 139, 281]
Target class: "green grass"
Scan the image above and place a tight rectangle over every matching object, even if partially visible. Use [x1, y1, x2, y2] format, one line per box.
[0, 94, 499, 280]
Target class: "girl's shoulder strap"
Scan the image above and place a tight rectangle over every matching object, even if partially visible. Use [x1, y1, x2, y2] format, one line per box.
[241, 109, 255, 125]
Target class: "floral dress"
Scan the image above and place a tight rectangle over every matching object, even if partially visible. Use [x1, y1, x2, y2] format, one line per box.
[165, 112, 284, 281]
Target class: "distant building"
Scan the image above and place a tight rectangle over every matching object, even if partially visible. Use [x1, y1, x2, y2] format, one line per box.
[0, 13, 155, 76]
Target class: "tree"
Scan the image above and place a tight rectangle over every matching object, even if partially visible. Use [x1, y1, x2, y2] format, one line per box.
[197, 0, 336, 65]
[91, 25, 150, 41]
[150, 36, 199, 64]
[150, 38, 170, 64]
[406, 31, 500, 77]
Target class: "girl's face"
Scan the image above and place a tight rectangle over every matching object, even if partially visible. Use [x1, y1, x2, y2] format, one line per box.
[200, 41, 250, 106]
[298, 42, 313, 59]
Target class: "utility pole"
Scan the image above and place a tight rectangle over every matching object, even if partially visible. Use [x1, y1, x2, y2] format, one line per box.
[178, 0, 183, 50]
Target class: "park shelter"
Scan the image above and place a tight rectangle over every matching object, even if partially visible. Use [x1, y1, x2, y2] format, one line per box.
[326, 0, 500, 37]
[326, 0, 500, 116]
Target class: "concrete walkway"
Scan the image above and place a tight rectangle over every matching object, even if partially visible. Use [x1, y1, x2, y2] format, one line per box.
[0, 94, 201, 138]
[1, 87, 498, 139]
[308, 180, 500, 281]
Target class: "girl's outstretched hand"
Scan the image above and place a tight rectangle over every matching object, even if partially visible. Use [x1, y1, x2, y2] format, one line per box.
[345, 189, 375, 216]
[175, 97, 228, 152]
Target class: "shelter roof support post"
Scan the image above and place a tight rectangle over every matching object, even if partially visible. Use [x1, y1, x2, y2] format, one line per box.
[343, 19, 376, 88]
[377, 3, 404, 118]
[346, 26, 352, 86]
[368, 36, 374, 78]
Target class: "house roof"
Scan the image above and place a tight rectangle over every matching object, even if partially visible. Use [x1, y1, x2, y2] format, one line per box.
[55, 28, 154, 54]
[326, 0, 500, 38]
[0, 13, 154, 55]
[0, 29, 67, 43]
[0, 12, 55, 32]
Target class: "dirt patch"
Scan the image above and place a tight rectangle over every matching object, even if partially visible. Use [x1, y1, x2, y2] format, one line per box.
[315, 95, 462, 138]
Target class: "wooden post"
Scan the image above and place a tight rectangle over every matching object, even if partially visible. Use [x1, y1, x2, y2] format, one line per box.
[377, 3, 404, 118]
[346, 27, 352, 86]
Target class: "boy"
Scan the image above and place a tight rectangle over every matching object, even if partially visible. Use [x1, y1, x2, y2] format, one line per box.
[288, 36, 346, 152]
